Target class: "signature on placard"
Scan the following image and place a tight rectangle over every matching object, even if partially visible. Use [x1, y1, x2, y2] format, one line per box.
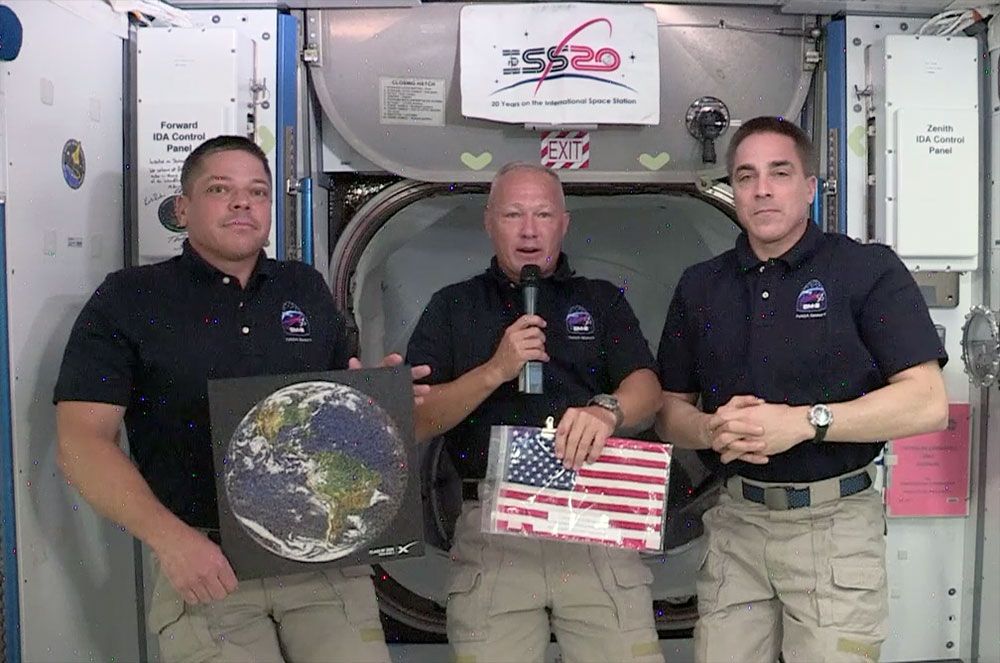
[143, 191, 167, 207]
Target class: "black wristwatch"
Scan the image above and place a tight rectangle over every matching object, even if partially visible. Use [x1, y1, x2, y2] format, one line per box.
[807, 403, 833, 444]
[588, 394, 624, 429]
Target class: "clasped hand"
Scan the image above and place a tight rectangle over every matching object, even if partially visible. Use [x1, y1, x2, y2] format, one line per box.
[703, 395, 810, 464]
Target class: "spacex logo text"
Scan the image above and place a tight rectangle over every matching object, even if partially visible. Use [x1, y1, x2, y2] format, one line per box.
[368, 541, 420, 558]
[493, 18, 636, 96]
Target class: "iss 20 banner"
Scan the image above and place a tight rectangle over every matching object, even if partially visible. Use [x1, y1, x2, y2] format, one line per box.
[460, 3, 660, 125]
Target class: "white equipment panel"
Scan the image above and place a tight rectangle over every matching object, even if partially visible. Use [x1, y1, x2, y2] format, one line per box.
[844, 18, 987, 662]
[135, 27, 257, 264]
[0, 1, 138, 661]
[867, 34, 979, 271]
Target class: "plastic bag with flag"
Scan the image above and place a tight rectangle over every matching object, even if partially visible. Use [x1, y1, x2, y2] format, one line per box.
[481, 420, 671, 552]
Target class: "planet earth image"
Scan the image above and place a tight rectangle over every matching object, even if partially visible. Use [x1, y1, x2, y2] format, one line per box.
[225, 380, 407, 562]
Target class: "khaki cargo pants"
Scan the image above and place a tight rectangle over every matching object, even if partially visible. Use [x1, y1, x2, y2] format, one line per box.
[694, 468, 888, 663]
[148, 561, 390, 663]
[446, 499, 664, 663]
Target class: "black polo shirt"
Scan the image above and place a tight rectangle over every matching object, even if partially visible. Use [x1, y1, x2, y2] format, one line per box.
[406, 254, 655, 480]
[658, 221, 948, 483]
[54, 241, 350, 528]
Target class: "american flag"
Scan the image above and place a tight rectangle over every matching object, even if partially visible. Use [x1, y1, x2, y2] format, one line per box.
[484, 426, 672, 552]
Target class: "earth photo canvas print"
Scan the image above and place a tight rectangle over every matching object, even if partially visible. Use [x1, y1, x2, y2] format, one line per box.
[207, 367, 424, 579]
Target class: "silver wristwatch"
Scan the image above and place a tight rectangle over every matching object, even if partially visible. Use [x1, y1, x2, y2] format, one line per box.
[808, 403, 833, 444]
[588, 394, 624, 429]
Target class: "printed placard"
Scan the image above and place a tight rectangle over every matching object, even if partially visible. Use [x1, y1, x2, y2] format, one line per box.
[540, 130, 590, 169]
[460, 3, 659, 125]
[886, 403, 971, 517]
[379, 77, 446, 126]
[137, 104, 223, 259]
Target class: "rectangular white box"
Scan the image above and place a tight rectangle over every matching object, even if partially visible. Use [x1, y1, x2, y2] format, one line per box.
[136, 27, 256, 264]
[895, 108, 978, 260]
[867, 35, 979, 270]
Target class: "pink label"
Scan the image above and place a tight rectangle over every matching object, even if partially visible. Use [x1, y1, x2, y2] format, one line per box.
[886, 403, 971, 517]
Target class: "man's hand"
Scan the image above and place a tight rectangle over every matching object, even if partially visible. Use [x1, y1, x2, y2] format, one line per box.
[153, 525, 238, 605]
[485, 315, 549, 384]
[348, 353, 432, 406]
[704, 395, 769, 465]
[555, 405, 616, 470]
[717, 402, 813, 464]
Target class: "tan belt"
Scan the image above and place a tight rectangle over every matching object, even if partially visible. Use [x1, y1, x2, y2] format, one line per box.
[726, 463, 877, 511]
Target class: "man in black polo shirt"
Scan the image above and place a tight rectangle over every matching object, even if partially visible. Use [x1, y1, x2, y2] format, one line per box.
[54, 135, 427, 663]
[656, 116, 948, 662]
[406, 162, 664, 663]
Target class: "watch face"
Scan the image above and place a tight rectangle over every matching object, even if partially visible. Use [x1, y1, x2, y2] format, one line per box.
[596, 395, 619, 409]
[589, 394, 623, 426]
[811, 404, 833, 427]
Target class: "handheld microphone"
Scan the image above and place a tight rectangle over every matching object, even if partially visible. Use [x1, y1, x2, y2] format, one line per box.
[518, 264, 543, 394]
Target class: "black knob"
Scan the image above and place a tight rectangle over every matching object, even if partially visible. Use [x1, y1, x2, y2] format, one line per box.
[686, 97, 730, 165]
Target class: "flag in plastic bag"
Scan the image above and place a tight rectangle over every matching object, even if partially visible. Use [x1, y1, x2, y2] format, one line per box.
[483, 425, 671, 552]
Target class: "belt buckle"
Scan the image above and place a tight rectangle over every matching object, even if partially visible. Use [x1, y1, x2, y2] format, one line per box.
[763, 486, 790, 510]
